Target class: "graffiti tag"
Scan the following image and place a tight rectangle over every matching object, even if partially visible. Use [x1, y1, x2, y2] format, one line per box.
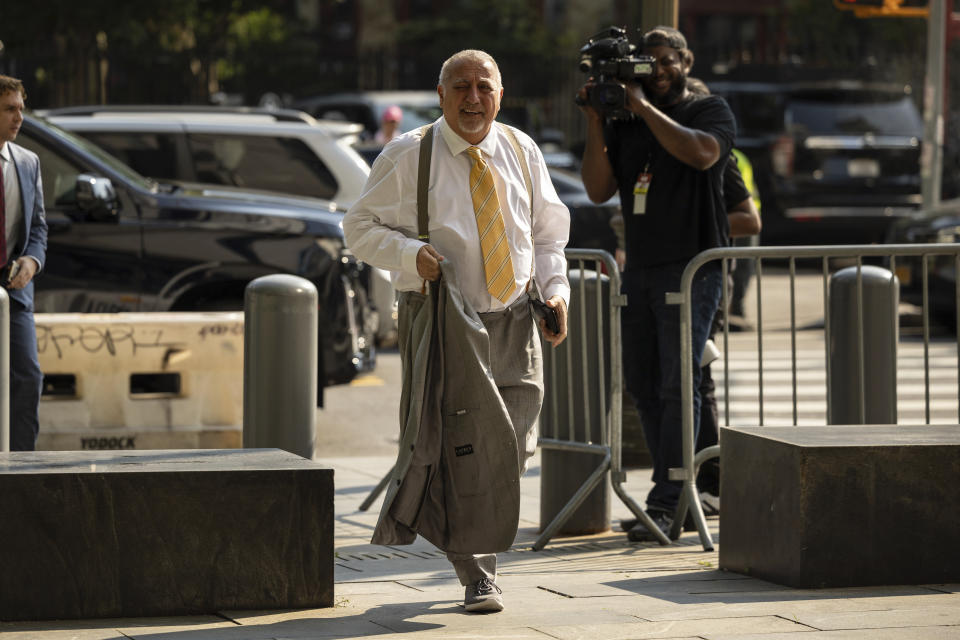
[36, 325, 180, 360]
[197, 323, 244, 340]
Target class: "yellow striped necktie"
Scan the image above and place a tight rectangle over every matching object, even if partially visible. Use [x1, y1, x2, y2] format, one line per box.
[467, 146, 516, 304]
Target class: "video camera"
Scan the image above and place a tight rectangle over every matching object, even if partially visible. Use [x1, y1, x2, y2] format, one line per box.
[575, 27, 655, 119]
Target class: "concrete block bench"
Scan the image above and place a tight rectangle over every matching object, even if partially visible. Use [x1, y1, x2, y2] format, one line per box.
[0, 449, 333, 621]
[719, 425, 960, 588]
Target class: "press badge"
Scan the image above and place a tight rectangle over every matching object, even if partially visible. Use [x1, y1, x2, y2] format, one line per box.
[633, 169, 652, 215]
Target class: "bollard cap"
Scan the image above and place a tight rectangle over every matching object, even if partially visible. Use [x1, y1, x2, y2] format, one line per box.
[245, 274, 318, 300]
[831, 265, 897, 284]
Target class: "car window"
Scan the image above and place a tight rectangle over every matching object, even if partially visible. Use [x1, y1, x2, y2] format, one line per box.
[186, 133, 338, 199]
[80, 132, 180, 181]
[375, 103, 443, 135]
[15, 129, 83, 206]
[35, 118, 154, 189]
[787, 94, 923, 137]
[313, 105, 377, 132]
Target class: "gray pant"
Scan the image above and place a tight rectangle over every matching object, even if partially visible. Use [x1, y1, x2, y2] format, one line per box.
[446, 294, 544, 585]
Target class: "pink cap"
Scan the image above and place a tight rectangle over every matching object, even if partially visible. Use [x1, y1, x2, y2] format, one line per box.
[382, 105, 403, 122]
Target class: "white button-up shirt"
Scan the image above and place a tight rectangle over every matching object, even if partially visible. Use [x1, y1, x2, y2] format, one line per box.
[343, 117, 570, 313]
[0, 142, 24, 261]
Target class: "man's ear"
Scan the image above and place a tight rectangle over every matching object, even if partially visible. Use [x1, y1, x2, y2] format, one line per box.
[681, 49, 695, 73]
[437, 84, 444, 105]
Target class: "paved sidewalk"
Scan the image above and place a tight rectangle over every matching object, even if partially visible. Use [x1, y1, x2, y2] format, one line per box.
[3, 453, 960, 639]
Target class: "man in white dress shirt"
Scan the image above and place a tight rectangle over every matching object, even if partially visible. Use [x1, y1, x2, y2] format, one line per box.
[344, 49, 570, 612]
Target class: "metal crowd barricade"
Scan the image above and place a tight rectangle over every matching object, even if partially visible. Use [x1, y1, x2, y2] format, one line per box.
[668, 243, 960, 551]
[359, 248, 671, 549]
[535, 248, 669, 550]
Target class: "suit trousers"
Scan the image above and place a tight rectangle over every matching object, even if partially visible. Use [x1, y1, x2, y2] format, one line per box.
[446, 294, 543, 586]
[8, 298, 42, 451]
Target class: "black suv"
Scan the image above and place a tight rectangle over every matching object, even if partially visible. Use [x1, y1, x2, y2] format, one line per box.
[17, 114, 375, 390]
[710, 80, 923, 245]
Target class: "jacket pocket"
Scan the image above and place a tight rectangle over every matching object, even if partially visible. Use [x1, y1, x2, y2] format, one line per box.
[445, 408, 483, 498]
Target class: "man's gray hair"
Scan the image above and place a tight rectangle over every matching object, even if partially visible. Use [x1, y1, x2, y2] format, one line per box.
[438, 49, 502, 89]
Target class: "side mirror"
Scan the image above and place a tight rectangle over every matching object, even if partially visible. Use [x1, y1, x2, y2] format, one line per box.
[75, 174, 119, 221]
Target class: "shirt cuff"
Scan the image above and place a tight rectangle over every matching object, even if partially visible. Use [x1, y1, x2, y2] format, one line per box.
[543, 283, 570, 308]
[401, 241, 425, 278]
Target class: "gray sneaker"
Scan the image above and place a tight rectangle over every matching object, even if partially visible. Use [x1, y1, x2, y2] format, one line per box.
[464, 577, 503, 612]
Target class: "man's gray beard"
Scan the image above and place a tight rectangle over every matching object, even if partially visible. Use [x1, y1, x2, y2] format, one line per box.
[458, 114, 486, 134]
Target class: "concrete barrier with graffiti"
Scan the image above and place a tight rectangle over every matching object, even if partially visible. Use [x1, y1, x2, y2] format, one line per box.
[35, 312, 244, 451]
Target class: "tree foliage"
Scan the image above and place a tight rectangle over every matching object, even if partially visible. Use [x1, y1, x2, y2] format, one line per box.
[782, 0, 926, 77]
[0, 0, 302, 106]
[395, 0, 574, 60]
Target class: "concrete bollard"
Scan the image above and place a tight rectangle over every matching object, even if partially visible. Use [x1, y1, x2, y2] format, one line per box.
[0, 288, 7, 452]
[828, 265, 898, 425]
[243, 275, 318, 459]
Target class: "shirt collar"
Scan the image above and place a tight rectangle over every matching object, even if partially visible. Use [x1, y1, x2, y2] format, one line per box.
[438, 116, 500, 159]
[0, 143, 10, 164]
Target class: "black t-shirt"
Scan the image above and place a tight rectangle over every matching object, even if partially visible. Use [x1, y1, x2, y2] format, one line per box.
[605, 95, 736, 267]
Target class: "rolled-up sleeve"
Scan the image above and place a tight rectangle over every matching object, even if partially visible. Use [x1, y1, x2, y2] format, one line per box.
[529, 146, 570, 306]
[343, 151, 424, 278]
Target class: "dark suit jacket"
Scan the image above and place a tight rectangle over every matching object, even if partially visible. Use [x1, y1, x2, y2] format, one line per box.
[7, 142, 48, 310]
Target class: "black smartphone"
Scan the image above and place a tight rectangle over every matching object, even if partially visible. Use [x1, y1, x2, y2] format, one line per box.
[530, 298, 560, 334]
[2, 260, 19, 286]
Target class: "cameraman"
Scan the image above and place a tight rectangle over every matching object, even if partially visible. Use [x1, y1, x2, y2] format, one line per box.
[578, 26, 736, 541]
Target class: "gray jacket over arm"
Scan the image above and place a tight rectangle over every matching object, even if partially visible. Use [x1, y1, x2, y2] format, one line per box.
[371, 261, 522, 554]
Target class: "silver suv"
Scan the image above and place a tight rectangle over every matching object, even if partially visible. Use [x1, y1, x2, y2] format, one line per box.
[42, 105, 397, 345]
[40, 106, 371, 207]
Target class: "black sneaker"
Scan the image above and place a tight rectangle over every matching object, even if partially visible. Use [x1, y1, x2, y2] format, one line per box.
[618, 517, 640, 532]
[464, 577, 503, 613]
[627, 510, 674, 542]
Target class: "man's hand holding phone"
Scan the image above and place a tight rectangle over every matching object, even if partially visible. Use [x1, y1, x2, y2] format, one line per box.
[4, 258, 37, 289]
[534, 295, 567, 347]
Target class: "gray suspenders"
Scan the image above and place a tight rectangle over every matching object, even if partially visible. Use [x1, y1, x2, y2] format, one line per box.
[417, 124, 435, 242]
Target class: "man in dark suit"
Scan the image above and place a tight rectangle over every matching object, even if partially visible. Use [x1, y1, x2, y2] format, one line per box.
[0, 75, 48, 451]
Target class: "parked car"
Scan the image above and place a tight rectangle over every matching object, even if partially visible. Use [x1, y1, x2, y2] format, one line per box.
[887, 197, 960, 329]
[547, 167, 620, 255]
[42, 106, 398, 346]
[294, 90, 578, 170]
[292, 91, 441, 142]
[39, 106, 371, 207]
[708, 80, 924, 245]
[17, 114, 376, 392]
